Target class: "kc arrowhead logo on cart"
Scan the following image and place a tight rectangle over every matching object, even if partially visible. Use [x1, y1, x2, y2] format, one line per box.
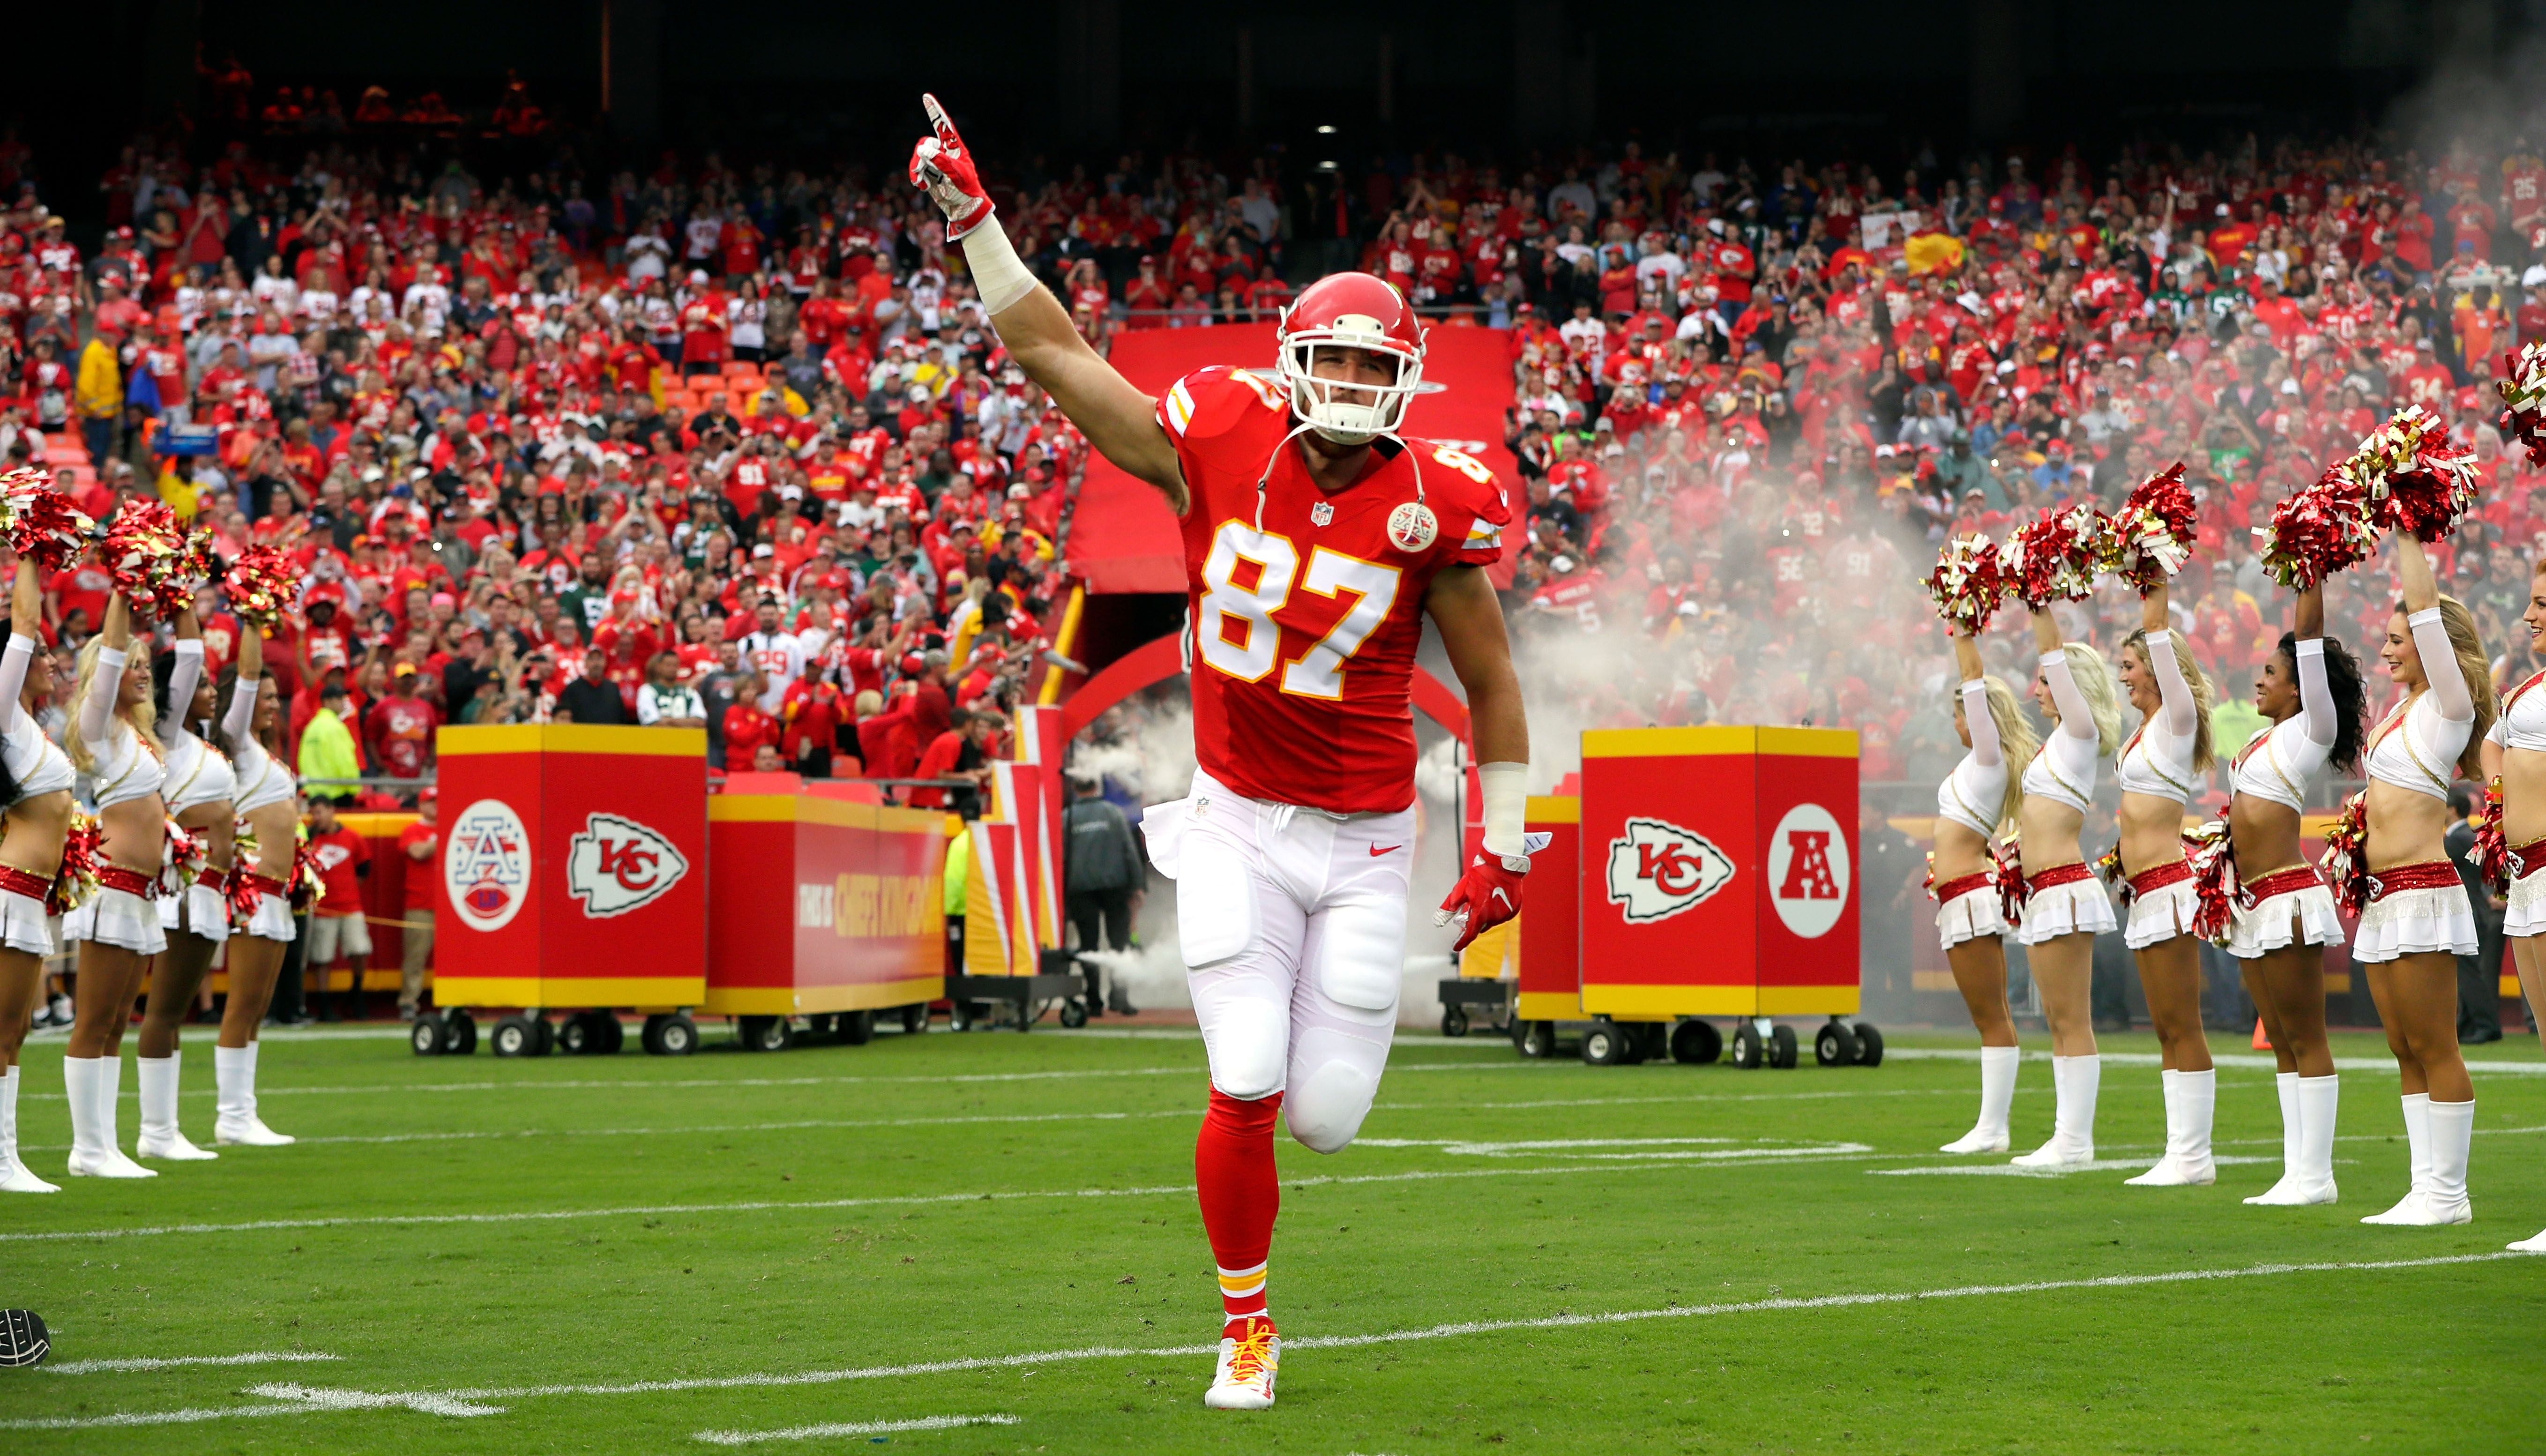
[566, 813, 690, 918]
[1605, 817, 1736, 923]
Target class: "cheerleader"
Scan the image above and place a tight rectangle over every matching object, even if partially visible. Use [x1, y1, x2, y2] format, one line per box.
[2110, 580, 2221, 1186]
[61, 589, 168, 1178]
[130, 603, 233, 1162]
[2486, 560, 2546, 1249]
[2354, 537, 2494, 1225]
[210, 620, 295, 1146]
[2011, 605, 2123, 1169]
[2228, 581, 2364, 1206]
[0, 559, 74, 1192]
[1934, 626, 2038, 1153]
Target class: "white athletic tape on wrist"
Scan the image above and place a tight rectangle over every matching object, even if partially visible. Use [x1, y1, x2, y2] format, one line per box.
[960, 222, 1039, 316]
[1479, 762, 1527, 859]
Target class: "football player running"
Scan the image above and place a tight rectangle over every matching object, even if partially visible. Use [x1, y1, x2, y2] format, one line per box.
[911, 95, 1532, 1411]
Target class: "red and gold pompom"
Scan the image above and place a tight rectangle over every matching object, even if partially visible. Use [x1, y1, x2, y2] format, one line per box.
[2331, 405, 2479, 543]
[99, 499, 211, 617]
[2105, 462, 2196, 591]
[2001, 503, 2110, 608]
[2254, 471, 2379, 589]
[224, 545, 300, 628]
[2500, 342, 2546, 467]
[1925, 534, 2010, 634]
[0, 466, 96, 572]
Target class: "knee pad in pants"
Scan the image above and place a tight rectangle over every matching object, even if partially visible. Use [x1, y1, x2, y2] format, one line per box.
[1286, 1057, 1380, 1154]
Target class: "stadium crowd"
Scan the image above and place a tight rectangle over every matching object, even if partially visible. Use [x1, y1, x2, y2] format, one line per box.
[2, 98, 2545, 822]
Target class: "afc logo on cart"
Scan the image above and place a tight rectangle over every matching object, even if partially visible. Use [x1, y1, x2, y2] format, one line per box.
[445, 799, 531, 933]
[1767, 802, 1852, 939]
[1604, 817, 1736, 923]
[566, 813, 691, 918]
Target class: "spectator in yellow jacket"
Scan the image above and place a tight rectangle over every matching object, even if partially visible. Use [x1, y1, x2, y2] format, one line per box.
[75, 335, 121, 468]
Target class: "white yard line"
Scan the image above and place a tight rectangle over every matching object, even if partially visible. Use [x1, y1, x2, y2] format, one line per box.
[0, 1151, 1889, 1246]
[1873, 1155, 2286, 1177]
[15, 1252, 2518, 1431]
[694, 1413, 1020, 1445]
[46, 1351, 340, 1375]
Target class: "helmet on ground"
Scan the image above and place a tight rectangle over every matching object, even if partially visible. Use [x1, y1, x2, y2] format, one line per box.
[1274, 273, 1426, 445]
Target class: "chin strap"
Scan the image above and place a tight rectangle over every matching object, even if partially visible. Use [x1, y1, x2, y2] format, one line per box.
[1252, 419, 1425, 536]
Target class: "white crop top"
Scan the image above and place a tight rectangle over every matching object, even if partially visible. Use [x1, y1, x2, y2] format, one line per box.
[2115, 628, 2200, 804]
[1936, 679, 2007, 839]
[82, 646, 167, 810]
[2364, 608, 2472, 802]
[2020, 649, 2101, 814]
[0, 635, 71, 804]
[158, 641, 236, 814]
[2485, 669, 2546, 753]
[2232, 638, 2337, 814]
[226, 673, 296, 814]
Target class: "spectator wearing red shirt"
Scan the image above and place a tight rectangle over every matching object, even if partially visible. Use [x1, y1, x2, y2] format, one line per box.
[778, 659, 847, 778]
[396, 790, 441, 1019]
[363, 665, 441, 780]
[722, 672, 782, 770]
[304, 797, 373, 1023]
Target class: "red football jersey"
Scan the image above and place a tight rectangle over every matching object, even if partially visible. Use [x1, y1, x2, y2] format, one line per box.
[1159, 367, 1509, 814]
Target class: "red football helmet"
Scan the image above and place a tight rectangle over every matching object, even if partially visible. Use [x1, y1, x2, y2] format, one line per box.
[1275, 273, 1428, 445]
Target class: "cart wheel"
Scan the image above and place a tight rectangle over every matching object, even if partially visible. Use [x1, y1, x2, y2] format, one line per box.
[1730, 1023, 1764, 1070]
[1582, 1020, 1629, 1067]
[592, 1014, 625, 1055]
[556, 1015, 592, 1056]
[445, 1011, 477, 1055]
[1516, 1020, 1555, 1059]
[739, 1015, 794, 1053]
[901, 1003, 927, 1034]
[1770, 1023, 1799, 1069]
[1670, 1019, 1722, 1065]
[1852, 1023, 1885, 1067]
[1441, 1005, 1469, 1038]
[1059, 999, 1089, 1029]
[410, 1015, 447, 1056]
[840, 1008, 876, 1045]
[948, 1001, 973, 1033]
[640, 1013, 696, 1056]
[491, 1015, 538, 1058]
[1814, 1020, 1860, 1068]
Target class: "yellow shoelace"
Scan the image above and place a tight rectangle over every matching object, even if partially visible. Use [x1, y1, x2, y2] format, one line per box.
[1225, 1326, 1277, 1383]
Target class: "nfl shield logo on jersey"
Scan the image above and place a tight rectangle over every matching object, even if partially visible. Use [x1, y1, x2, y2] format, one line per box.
[1386, 501, 1439, 552]
[1310, 500, 1335, 527]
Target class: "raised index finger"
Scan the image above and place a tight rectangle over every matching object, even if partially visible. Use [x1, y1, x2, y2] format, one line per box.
[921, 93, 959, 148]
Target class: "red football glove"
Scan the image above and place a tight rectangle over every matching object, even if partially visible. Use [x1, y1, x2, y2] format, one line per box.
[1437, 849, 1528, 953]
[907, 93, 996, 241]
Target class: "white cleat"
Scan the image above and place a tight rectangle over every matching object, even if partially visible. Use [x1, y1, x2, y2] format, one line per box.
[0, 1157, 59, 1193]
[1203, 1317, 1278, 1411]
[2123, 1155, 2216, 1187]
[2010, 1139, 2094, 1170]
[2243, 1174, 2300, 1205]
[214, 1116, 294, 1148]
[2360, 1190, 2428, 1225]
[67, 1146, 158, 1179]
[2507, 1228, 2546, 1253]
[2248, 1176, 2337, 1207]
[137, 1131, 220, 1161]
[2389, 1195, 2471, 1227]
[1939, 1127, 2011, 1155]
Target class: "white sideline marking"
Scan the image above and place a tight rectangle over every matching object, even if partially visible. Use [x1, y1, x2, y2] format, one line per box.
[291, 1253, 2546, 1411]
[1873, 1155, 2284, 1177]
[1884, 1047, 2546, 1077]
[47, 1351, 340, 1375]
[19, 1107, 1210, 1152]
[1358, 1137, 1873, 1161]
[694, 1413, 1020, 1445]
[15, 1253, 2516, 1431]
[0, 1152, 1886, 1245]
[14, 1057, 1533, 1104]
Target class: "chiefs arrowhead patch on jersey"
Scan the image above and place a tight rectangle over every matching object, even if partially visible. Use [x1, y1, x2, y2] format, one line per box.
[566, 813, 691, 918]
[1605, 817, 1736, 923]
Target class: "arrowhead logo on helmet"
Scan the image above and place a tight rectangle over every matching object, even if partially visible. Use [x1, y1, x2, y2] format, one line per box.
[1276, 274, 1429, 445]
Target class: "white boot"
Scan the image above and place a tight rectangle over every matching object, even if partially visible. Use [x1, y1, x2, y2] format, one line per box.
[65, 1055, 156, 1179]
[2397, 1099, 2473, 1225]
[2283, 1075, 2341, 1206]
[0, 1066, 59, 1193]
[135, 1052, 217, 1161]
[2013, 1054, 2098, 1168]
[214, 1042, 293, 1146]
[2361, 1093, 2431, 1225]
[2245, 1072, 2303, 1205]
[1941, 1045, 2018, 1153]
[2129, 1068, 2217, 1186]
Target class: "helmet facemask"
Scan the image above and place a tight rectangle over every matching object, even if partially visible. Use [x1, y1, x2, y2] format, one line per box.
[1277, 330, 1423, 446]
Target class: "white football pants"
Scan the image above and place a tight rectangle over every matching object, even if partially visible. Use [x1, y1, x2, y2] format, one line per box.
[1149, 768, 1411, 1154]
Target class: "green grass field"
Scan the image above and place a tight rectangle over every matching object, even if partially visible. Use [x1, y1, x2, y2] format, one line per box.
[3, 1017, 2544, 1454]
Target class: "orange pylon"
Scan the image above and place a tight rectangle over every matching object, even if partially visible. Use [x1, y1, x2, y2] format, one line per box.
[2251, 1016, 2272, 1050]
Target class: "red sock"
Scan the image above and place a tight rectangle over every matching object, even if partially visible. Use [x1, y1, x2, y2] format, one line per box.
[1195, 1089, 1281, 1323]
